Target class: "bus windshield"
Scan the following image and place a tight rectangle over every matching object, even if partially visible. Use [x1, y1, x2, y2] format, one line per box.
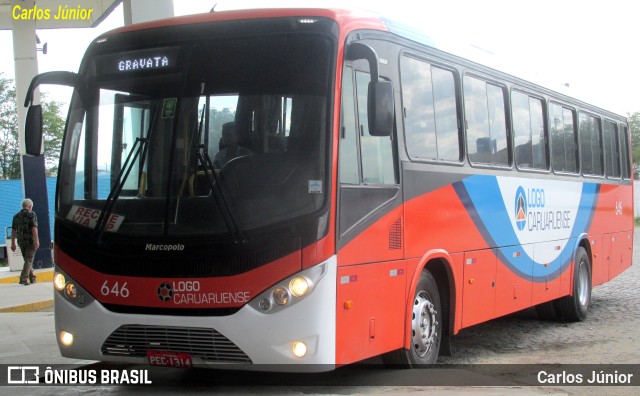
[57, 33, 333, 237]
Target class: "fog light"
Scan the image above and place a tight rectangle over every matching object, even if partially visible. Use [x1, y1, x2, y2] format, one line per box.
[60, 331, 74, 346]
[292, 341, 307, 358]
[289, 277, 309, 297]
[273, 288, 289, 305]
[65, 283, 77, 300]
[53, 273, 66, 291]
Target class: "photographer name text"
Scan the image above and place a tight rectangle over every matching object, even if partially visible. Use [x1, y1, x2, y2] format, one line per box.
[12, 5, 94, 21]
[538, 370, 634, 385]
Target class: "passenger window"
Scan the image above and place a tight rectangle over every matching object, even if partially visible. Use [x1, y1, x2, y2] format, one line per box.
[463, 76, 509, 166]
[550, 103, 577, 173]
[512, 91, 547, 170]
[620, 125, 631, 179]
[603, 121, 621, 178]
[400, 56, 460, 161]
[579, 113, 603, 176]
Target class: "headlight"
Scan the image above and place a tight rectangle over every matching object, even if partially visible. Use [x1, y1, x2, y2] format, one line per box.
[65, 283, 77, 300]
[53, 270, 94, 308]
[53, 272, 66, 291]
[289, 277, 309, 297]
[249, 261, 327, 314]
[273, 288, 290, 305]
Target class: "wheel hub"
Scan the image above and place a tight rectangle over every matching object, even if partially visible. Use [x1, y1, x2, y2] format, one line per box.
[577, 262, 589, 307]
[412, 291, 438, 357]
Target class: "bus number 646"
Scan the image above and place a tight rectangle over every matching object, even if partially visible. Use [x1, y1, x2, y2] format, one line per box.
[101, 281, 130, 298]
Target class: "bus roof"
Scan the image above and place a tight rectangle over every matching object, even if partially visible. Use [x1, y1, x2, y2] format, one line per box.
[106, 8, 389, 37]
[99, 7, 624, 119]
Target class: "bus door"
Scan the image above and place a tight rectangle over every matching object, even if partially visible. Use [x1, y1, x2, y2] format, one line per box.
[336, 63, 405, 364]
[337, 66, 401, 264]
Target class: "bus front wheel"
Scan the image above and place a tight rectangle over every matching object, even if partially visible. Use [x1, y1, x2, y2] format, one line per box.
[383, 270, 442, 366]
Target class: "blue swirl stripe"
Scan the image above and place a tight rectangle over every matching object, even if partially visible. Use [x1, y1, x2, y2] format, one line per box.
[453, 175, 598, 282]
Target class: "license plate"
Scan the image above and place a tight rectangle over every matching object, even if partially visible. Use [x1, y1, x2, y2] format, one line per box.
[147, 351, 193, 368]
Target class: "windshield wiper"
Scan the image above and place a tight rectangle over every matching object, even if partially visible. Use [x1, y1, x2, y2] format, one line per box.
[193, 106, 246, 244]
[94, 102, 159, 243]
[94, 137, 147, 242]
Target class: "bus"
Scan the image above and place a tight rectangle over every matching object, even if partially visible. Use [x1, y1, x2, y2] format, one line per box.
[23, 7, 632, 370]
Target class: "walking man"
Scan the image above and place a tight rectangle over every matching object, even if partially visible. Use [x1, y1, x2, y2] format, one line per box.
[10, 198, 40, 285]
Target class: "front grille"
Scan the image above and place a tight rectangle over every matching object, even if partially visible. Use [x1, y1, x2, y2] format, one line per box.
[101, 324, 252, 363]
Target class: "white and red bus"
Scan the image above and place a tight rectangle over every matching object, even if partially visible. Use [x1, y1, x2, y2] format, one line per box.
[24, 8, 632, 370]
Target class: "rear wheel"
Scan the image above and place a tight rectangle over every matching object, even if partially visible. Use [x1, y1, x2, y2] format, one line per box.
[383, 270, 442, 366]
[557, 247, 591, 322]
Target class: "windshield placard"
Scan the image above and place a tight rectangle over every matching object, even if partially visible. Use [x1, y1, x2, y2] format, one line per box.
[66, 205, 125, 232]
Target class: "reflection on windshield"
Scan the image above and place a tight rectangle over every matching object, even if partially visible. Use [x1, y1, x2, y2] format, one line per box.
[58, 34, 332, 237]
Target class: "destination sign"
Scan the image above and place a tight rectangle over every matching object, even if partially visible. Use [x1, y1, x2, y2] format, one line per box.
[98, 47, 179, 74]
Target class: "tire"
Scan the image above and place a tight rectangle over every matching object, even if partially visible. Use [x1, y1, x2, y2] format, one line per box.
[557, 246, 591, 322]
[383, 270, 442, 367]
[535, 300, 560, 321]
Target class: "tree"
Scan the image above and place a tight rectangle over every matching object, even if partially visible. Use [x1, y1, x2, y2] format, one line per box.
[629, 112, 640, 174]
[0, 74, 20, 179]
[0, 73, 66, 179]
[42, 97, 66, 176]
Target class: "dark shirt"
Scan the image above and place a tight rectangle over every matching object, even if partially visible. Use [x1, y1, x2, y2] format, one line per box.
[12, 209, 38, 248]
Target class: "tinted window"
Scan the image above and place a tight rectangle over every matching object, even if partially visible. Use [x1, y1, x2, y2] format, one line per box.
[512, 91, 547, 169]
[603, 121, 621, 178]
[550, 103, 577, 173]
[463, 76, 508, 165]
[579, 113, 603, 176]
[400, 56, 459, 161]
[620, 125, 631, 179]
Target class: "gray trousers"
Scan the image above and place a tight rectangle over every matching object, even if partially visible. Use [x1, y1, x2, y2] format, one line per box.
[20, 245, 36, 283]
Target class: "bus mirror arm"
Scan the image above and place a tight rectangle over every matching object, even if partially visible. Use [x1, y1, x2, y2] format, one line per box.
[346, 42, 381, 82]
[23, 71, 78, 107]
[23, 71, 79, 157]
[346, 42, 394, 137]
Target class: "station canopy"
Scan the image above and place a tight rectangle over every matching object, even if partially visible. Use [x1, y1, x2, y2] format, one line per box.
[0, 0, 121, 29]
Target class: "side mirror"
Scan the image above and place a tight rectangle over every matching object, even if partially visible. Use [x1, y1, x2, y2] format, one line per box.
[22, 71, 78, 157]
[25, 104, 43, 156]
[368, 81, 394, 137]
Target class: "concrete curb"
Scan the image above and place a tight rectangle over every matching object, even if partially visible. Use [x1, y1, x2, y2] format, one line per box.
[0, 268, 54, 285]
[0, 300, 53, 313]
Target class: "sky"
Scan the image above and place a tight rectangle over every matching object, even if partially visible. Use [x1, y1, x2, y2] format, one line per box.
[0, 0, 638, 115]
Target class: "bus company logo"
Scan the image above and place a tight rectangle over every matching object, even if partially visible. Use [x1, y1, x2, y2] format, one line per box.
[515, 186, 527, 231]
[157, 283, 173, 302]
